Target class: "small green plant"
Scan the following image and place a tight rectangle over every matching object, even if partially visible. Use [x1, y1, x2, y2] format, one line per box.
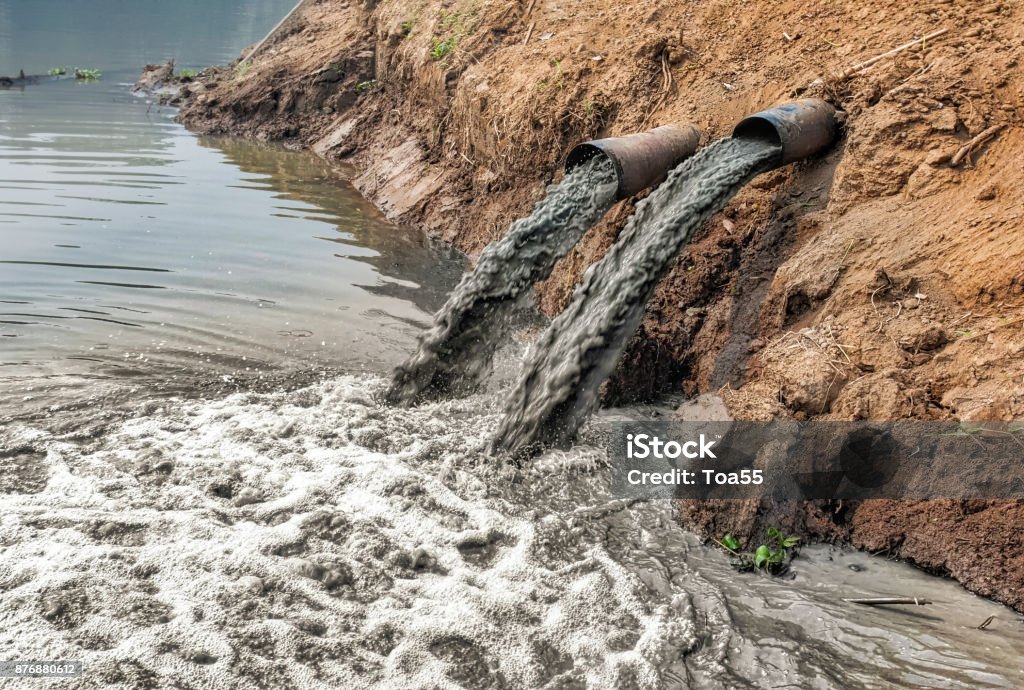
[718, 528, 800, 575]
[536, 58, 566, 92]
[74, 68, 101, 80]
[401, 19, 414, 34]
[430, 36, 456, 61]
[578, 97, 609, 126]
[584, 99, 602, 114]
[235, 61, 251, 79]
[441, 9, 463, 29]
[720, 534, 741, 552]
[179, 68, 197, 78]
[355, 79, 378, 91]
[48, 67, 67, 76]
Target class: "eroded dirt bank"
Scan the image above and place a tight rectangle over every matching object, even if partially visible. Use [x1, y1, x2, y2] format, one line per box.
[177, 0, 1023, 611]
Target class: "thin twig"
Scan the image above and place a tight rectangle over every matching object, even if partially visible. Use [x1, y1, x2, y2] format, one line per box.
[242, 0, 307, 65]
[962, 316, 1024, 341]
[828, 240, 856, 288]
[871, 285, 886, 331]
[951, 124, 1004, 167]
[523, 21, 535, 45]
[640, 51, 675, 128]
[836, 28, 948, 81]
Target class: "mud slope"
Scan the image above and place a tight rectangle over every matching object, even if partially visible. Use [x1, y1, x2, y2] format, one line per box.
[179, 0, 1024, 610]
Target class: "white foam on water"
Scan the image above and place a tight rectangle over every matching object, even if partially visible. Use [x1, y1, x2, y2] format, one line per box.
[0, 375, 690, 689]
[3, 373, 1024, 689]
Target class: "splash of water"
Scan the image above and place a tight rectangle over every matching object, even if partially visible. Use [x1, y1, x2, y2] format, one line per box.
[385, 156, 617, 406]
[491, 138, 782, 456]
[4, 374, 1021, 689]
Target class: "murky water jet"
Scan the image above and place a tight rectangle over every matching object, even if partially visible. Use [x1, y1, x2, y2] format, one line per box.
[386, 124, 702, 406]
[491, 99, 840, 457]
[491, 137, 781, 456]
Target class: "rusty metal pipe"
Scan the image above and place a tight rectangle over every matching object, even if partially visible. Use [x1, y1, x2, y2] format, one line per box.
[564, 124, 701, 199]
[733, 98, 839, 164]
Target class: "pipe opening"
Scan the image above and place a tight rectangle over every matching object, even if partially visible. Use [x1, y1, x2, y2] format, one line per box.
[732, 99, 838, 164]
[564, 124, 701, 200]
[733, 117, 784, 149]
[565, 145, 623, 192]
[564, 143, 607, 171]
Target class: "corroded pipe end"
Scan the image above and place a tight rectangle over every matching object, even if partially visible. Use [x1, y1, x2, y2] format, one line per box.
[733, 99, 839, 164]
[565, 124, 701, 199]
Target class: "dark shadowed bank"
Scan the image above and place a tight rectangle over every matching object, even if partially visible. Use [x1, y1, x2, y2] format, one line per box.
[174, 0, 1024, 612]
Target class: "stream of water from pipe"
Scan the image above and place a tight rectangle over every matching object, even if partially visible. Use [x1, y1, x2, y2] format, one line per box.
[386, 157, 617, 405]
[492, 138, 781, 456]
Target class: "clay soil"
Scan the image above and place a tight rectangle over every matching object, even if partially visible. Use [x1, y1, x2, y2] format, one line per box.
[178, 0, 1024, 612]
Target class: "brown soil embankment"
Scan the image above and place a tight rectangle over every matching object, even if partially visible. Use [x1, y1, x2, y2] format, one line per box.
[178, 0, 1024, 611]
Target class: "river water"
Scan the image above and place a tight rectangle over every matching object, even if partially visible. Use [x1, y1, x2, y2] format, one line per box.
[0, 0, 464, 423]
[1, 2, 1023, 689]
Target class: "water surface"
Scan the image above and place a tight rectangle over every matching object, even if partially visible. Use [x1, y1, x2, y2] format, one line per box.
[0, 0, 464, 419]
[4, 376, 1022, 688]
[1, 4, 1022, 688]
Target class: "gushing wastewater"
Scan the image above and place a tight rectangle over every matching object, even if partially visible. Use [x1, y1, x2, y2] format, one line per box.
[386, 156, 617, 405]
[491, 137, 782, 456]
[3, 375, 1022, 689]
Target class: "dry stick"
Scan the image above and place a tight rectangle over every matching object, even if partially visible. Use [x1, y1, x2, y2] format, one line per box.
[845, 597, 933, 606]
[951, 124, 1004, 166]
[803, 27, 949, 91]
[524, 0, 536, 18]
[523, 21, 536, 45]
[242, 0, 307, 65]
[640, 52, 675, 128]
[835, 28, 949, 81]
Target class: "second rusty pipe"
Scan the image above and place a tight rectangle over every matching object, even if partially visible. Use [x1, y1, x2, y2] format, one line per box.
[733, 98, 839, 164]
[564, 124, 701, 199]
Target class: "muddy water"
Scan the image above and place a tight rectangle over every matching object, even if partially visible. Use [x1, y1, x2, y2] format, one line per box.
[494, 138, 780, 456]
[2, 3, 1023, 688]
[387, 156, 617, 405]
[0, 0, 464, 424]
[3, 377, 1022, 688]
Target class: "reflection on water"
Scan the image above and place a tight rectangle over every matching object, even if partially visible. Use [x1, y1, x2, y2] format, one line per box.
[0, 0, 465, 420]
[208, 137, 464, 317]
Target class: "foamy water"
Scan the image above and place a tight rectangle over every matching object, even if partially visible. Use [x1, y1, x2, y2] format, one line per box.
[1, 375, 695, 688]
[2, 374, 1022, 689]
